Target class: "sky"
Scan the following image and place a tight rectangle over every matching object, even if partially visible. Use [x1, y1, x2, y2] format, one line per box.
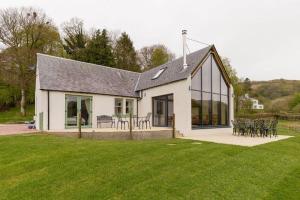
[1, 0, 300, 81]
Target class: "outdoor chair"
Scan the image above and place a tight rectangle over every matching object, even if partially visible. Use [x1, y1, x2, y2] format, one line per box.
[271, 119, 278, 137]
[116, 115, 129, 130]
[97, 115, 115, 128]
[138, 112, 152, 129]
[231, 120, 238, 135]
[27, 120, 36, 129]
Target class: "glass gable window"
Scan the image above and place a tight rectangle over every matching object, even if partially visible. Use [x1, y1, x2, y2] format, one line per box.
[115, 98, 123, 115]
[65, 95, 92, 128]
[191, 54, 229, 127]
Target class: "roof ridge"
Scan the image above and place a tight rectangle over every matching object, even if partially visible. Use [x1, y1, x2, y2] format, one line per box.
[141, 45, 213, 73]
[37, 53, 141, 75]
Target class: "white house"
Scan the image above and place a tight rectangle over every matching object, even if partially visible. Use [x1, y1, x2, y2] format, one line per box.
[35, 34, 234, 136]
[244, 94, 264, 110]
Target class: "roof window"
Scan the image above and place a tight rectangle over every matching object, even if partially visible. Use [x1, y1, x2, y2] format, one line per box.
[152, 68, 166, 80]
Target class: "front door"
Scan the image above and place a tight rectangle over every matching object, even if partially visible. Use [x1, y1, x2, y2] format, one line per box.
[152, 94, 173, 127]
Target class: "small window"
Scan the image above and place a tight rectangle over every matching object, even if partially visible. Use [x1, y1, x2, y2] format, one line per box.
[114, 98, 123, 115]
[152, 68, 165, 79]
[126, 99, 134, 114]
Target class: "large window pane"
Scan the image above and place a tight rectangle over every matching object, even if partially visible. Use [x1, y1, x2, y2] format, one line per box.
[212, 94, 220, 125]
[191, 91, 201, 126]
[201, 56, 211, 92]
[221, 95, 228, 125]
[212, 57, 221, 93]
[115, 98, 123, 115]
[81, 96, 92, 126]
[202, 92, 211, 125]
[221, 75, 228, 95]
[66, 96, 78, 127]
[65, 95, 92, 128]
[191, 68, 201, 91]
[126, 99, 133, 114]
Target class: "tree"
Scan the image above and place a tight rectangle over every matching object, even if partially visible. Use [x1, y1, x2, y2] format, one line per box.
[289, 93, 300, 112]
[243, 77, 252, 94]
[114, 32, 140, 72]
[84, 29, 115, 67]
[138, 44, 175, 71]
[61, 18, 88, 61]
[222, 57, 244, 113]
[0, 7, 63, 115]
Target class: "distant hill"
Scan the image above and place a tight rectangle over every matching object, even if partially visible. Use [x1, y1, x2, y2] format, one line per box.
[249, 79, 300, 112]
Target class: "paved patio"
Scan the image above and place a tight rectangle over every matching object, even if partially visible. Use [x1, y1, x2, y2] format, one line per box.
[0, 124, 37, 136]
[181, 129, 293, 147]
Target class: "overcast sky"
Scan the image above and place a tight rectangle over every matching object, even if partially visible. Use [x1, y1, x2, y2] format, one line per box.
[2, 0, 300, 80]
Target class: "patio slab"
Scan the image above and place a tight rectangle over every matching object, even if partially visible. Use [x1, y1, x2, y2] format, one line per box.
[180, 129, 293, 147]
[0, 124, 38, 136]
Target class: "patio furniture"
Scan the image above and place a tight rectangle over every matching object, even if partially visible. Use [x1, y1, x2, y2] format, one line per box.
[27, 120, 36, 129]
[233, 118, 278, 138]
[97, 115, 115, 128]
[116, 115, 129, 130]
[231, 120, 238, 135]
[138, 112, 152, 129]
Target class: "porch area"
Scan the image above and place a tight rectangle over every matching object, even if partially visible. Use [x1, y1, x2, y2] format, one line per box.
[181, 128, 292, 147]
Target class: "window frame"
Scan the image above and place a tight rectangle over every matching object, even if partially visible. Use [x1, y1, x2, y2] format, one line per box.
[152, 68, 166, 80]
[114, 98, 123, 115]
[191, 53, 230, 128]
[125, 99, 134, 114]
[65, 94, 93, 129]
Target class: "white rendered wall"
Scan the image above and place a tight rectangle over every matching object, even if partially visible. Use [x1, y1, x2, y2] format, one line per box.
[35, 67, 48, 131]
[138, 78, 191, 135]
[36, 90, 137, 131]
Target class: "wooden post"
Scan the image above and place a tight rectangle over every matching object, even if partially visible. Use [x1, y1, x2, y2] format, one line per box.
[78, 112, 82, 138]
[129, 113, 133, 139]
[172, 113, 175, 138]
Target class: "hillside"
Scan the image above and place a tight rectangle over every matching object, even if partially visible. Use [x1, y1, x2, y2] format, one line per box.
[249, 79, 300, 112]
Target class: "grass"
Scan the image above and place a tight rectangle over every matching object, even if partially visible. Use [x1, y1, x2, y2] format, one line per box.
[0, 121, 299, 199]
[0, 105, 34, 124]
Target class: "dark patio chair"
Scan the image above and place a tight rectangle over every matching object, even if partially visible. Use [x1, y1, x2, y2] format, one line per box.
[138, 112, 152, 129]
[231, 120, 238, 135]
[271, 119, 278, 137]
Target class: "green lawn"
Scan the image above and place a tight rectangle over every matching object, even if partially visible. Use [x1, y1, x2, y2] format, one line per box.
[0, 121, 300, 199]
[0, 105, 34, 124]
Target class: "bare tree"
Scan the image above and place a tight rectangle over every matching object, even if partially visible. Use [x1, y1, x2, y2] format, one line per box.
[0, 7, 62, 115]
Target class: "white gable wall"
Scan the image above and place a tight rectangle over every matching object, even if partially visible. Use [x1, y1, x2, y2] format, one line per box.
[138, 78, 192, 135]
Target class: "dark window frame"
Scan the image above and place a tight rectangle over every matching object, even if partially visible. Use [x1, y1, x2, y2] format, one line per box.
[191, 53, 230, 128]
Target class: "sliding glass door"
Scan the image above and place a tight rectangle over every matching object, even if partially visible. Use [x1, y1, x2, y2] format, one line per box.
[153, 94, 173, 127]
[65, 95, 92, 128]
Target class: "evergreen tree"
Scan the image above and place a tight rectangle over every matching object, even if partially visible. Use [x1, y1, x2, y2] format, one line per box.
[62, 18, 88, 61]
[114, 32, 140, 72]
[85, 29, 115, 67]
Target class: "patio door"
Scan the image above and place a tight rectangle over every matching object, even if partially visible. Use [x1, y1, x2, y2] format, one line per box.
[152, 94, 173, 127]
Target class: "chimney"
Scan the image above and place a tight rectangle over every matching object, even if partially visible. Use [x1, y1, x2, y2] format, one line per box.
[182, 30, 188, 69]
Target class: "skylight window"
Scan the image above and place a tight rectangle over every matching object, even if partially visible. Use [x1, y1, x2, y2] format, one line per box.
[152, 68, 165, 80]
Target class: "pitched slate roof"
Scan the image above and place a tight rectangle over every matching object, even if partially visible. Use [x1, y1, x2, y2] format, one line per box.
[37, 45, 212, 97]
[135, 45, 212, 90]
[37, 54, 140, 97]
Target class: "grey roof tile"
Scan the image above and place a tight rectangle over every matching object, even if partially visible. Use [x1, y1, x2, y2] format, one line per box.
[136, 45, 212, 90]
[37, 54, 140, 97]
[37, 45, 212, 97]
